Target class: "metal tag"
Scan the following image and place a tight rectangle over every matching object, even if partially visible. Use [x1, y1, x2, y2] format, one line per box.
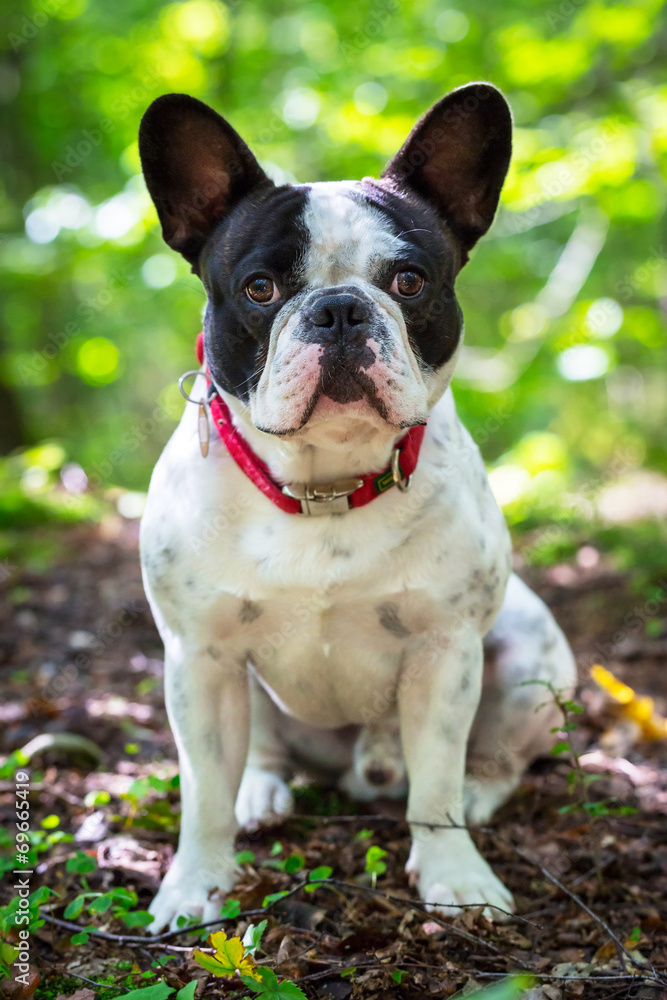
[198, 399, 209, 458]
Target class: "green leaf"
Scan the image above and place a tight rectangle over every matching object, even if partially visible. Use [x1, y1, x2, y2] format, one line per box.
[64, 895, 86, 919]
[88, 894, 113, 913]
[355, 829, 373, 841]
[220, 898, 241, 920]
[243, 919, 267, 955]
[127, 777, 151, 801]
[71, 931, 90, 945]
[364, 845, 388, 875]
[175, 982, 197, 1000]
[563, 701, 584, 714]
[66, 851, 97, 874]
[109, 886, 138, 907]
[84, 790, 111, 808]
[235, 850, 256, 865]
[270, 841, 283, 856]
[241, 967, 307, 998]
[41, 814, 60, 829]
[262, 890, 289, 907]
[30, 885, 54, 904]
[148, 774, 169, 791]
[120, 982, 175, 1000]
[120, 910, 155, 927]
[283, 854, 305, 873]
[1, 941, 19, 964]
[392, 969, 407, 984]
[308, 866, 332, 881]
[550, 741, 571, 755]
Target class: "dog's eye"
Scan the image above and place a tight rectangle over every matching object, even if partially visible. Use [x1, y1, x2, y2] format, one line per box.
[245, 277, 280, 304]
[391, 270, 424, 298]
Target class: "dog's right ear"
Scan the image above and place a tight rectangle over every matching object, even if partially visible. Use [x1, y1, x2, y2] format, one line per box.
[139, 94, 272, 267]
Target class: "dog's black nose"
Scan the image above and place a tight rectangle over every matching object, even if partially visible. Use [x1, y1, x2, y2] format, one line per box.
[365, 766, 394, 787]
[308, 293, 370, 337]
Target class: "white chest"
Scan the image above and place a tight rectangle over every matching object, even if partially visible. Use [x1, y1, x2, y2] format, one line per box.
[140, 395, 510, 727]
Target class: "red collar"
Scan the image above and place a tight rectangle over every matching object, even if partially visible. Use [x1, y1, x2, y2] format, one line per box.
[195, 333, 426, 515]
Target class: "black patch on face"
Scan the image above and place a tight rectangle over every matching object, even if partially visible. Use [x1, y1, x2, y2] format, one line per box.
[199, 177, 464, 409]
[377, 602, 411, 638]
[200, 184, 310, 402]
[354, 179, 464, 370]
[239, 599, 263, 623]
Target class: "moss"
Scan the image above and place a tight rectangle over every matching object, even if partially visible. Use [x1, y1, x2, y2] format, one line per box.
[34, 972, 129, 1000]
[34, 975, 87, 999]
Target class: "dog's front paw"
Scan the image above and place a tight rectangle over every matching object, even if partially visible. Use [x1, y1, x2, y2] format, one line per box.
[235, 766, 293, 831]
[406, 833, 514, 921]
[148, 848, 238, 933]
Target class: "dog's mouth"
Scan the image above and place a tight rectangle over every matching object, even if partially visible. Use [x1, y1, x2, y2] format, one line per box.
[249, 300, 430, 437]
[299, 365, 391, 427]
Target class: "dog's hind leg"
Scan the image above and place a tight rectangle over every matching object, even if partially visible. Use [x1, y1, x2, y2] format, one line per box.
[235, 674, 294, 830]
[464, 573, 577, 825]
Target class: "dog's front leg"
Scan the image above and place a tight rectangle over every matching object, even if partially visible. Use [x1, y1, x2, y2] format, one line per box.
[399, 629, 514, 919]
[148, 641, 249, 933]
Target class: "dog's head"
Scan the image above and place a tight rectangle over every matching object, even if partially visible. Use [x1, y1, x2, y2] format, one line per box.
[139, 85, 511, 440]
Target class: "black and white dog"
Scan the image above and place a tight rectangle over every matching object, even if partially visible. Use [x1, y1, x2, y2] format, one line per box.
[138, 84, 576, 932]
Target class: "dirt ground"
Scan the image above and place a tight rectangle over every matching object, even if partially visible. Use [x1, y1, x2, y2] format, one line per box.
[1, 517, 666, 999]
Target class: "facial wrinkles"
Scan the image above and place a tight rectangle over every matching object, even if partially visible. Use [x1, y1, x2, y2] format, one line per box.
[302, 183, 410, 287]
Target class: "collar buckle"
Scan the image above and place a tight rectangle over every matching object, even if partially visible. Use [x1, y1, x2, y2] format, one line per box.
[282, 478, 364, 516]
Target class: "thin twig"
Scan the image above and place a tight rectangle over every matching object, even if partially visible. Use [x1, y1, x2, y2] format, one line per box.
[526, 862, 664, 982]
[476, 972, 660, 983]
[317, 879, 526, 966]
[42, 877, 309, 945]
[404, 817, 667, 988]
[68, 971, 124, 990]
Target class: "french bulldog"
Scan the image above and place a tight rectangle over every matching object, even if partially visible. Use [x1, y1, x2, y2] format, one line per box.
[137, 83, 576, 932]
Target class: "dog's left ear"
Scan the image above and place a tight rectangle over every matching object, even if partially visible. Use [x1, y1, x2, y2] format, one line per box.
[383, 83, 512, 258]
[139, 93, 272, 266]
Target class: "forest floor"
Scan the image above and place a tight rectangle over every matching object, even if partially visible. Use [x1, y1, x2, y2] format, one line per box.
[1, 516, 667, 1000]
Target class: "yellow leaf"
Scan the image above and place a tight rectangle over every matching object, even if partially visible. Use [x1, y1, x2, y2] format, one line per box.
[206, 930, 262, 981]
[591, 665, 667, 741]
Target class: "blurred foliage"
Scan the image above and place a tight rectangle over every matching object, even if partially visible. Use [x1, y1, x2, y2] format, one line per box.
[1, 0, 666, 534]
